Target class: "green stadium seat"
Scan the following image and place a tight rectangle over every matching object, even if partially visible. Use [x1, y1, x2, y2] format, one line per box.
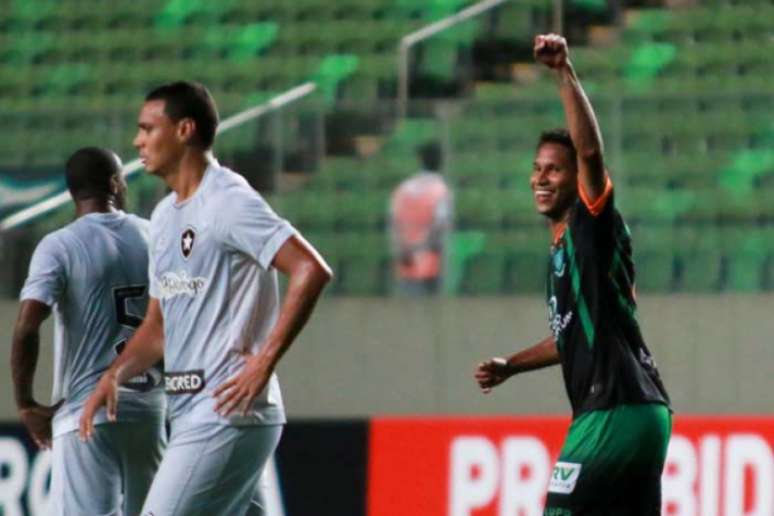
[459, 251, 505, 295]
[720, 227, 769, 292]
[630, 226, 675, 292]
[673, 227, 723, 292]
[332, 191, 387, 230]
[332, 233, 390, 295]
[456, 189, 504, 229]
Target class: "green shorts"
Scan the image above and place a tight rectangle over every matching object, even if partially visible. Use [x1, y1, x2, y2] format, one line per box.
[543, 403, 672, 516]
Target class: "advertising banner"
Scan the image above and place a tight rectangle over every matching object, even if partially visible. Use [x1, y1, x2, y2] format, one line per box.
[368, 416, 774, 516]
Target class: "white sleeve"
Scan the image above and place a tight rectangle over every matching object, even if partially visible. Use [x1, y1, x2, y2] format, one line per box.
[217, 188, 296, 270]
[148, 247, 159, 299]
[147, 222, 160, 299]
[20, 235, 67, 306]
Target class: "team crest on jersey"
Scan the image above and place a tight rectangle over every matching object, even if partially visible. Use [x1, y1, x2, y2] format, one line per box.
[552, 247, 566, 277]
[181, 227, 196, 260]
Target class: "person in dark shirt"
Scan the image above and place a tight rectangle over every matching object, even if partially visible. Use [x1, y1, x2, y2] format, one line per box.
[474, 34, 671, 515]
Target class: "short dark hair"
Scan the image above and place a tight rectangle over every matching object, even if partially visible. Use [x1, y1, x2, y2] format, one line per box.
[145, 81, 219, 149]
[537, 128, 577, 162]
[417, 141, 442, 172]
[65, 147, 122, 200]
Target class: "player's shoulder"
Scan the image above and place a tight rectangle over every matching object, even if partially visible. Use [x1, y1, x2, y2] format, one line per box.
[207, 162, 266, 206]
[123, 213, 151, 242]
[124, 212, 150, 230]
[209, 162, 253, 193]
[149, 191, 176, 222]
[32, 224, 75, 260]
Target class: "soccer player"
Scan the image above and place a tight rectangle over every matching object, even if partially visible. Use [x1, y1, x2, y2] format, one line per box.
[10, 147, 166, 515]
[80, 81, 333, 515]
[474, 34, 671, 514]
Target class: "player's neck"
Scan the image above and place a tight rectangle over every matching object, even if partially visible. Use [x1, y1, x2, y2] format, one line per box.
[75, 198, 117, 218]
[165, 151, 210, 202]
[548, 209, 571, 244]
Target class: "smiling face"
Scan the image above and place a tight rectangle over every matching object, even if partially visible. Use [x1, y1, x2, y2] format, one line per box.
[531, 142, 578, 221]
[132, 99, 187, 177]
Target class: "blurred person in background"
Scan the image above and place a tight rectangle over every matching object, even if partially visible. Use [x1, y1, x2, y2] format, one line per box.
[80, 81, 332, 516]
[389, 141, 453, 296]
[11, 147, 165, 515]
[474, 34, 671, 515]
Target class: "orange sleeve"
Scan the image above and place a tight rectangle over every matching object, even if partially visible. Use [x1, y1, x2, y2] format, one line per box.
[578, 175, 613, 217]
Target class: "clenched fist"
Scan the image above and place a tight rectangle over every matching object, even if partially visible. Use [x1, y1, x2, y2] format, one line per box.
[534, 33, 569, 70]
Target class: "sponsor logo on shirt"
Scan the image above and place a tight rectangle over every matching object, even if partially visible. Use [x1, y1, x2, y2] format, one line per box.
[547, 461, 582, 494]
[164, 370, 205, 395]
[548, 296, 573, 338]
[157, 271, 207, 299]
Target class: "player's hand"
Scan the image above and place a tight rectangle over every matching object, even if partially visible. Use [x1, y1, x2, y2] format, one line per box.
[534, 33, 569, 70]
[18, 399, 63, 449]
[475, 357, 513, 393]
[213, 352, 274, 417]
[79, 371, 119, 441]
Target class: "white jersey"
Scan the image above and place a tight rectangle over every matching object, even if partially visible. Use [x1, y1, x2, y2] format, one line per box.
[149, 160, 295, 426]
[20, 211, 165, 437]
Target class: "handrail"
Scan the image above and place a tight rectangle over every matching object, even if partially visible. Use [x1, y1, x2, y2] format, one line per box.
[0, 82, 317, 231]
[396, 0, 512, 119]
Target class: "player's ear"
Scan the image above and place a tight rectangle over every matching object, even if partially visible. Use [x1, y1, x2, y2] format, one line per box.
[109, 174, 120, 195]
[177, 118, 197, 146]
[109, 174, 127, 209]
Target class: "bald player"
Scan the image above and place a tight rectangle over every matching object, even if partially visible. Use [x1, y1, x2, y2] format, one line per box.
[80, 81, 332, 515]
[474, 35, 671, 515]
[11, 147, 166, 515]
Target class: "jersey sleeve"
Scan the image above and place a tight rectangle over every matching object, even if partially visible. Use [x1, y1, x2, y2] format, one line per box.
[568, 177, 619, 267]
[148, 245, 159, 299]
[216, 187, 296, 270]
[578, 175, 613, 217]
[147, 213, 161, 300]
[20, 234, 67, 306]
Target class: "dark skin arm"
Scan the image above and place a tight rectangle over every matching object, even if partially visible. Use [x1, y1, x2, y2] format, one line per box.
[214, 234, 333, 416]
[79, 298, 165, 440]
[535, 33, 607, 202]
[474, 335, 560, 393]
[11, 299, 63, 449]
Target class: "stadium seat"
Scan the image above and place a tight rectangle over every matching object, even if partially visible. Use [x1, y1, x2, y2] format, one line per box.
[630, 226, 675, 292]
[2, 0, 772, 296]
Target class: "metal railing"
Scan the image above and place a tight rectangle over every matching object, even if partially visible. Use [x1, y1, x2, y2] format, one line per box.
[0, 82, 317, 231]
[396, 0, 513, 119]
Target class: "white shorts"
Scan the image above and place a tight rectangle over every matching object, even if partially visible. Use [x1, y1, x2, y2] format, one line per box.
[140, 421, 283, 516]
[50, 418, 166, 516]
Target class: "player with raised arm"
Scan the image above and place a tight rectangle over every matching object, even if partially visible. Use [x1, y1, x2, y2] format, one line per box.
[80, 81, 332, 516]
[10, 147, 166, 515]
[474, 35, 671, 515]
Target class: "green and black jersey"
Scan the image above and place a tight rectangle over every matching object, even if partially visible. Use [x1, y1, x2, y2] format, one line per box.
[546, 180, 669, 417]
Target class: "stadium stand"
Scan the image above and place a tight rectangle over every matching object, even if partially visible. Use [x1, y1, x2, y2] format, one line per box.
[1, 0, 772, 295]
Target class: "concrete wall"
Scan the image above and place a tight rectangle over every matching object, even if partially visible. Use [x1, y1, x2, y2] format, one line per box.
[1, 294, 772, 421]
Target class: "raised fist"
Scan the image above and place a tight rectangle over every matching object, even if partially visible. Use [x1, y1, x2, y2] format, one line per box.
[534, 33, 569, 69]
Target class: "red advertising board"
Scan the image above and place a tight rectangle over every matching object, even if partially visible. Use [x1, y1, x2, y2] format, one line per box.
[367, 416, 774, 516]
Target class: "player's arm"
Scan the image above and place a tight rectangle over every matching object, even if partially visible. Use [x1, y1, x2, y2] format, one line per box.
[214, 234, 332, 416]
[535, 33, 607, 202]
[10, 300, 62, 449]
[475, 335, 559, 393]
[79, 298, 164, 440]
